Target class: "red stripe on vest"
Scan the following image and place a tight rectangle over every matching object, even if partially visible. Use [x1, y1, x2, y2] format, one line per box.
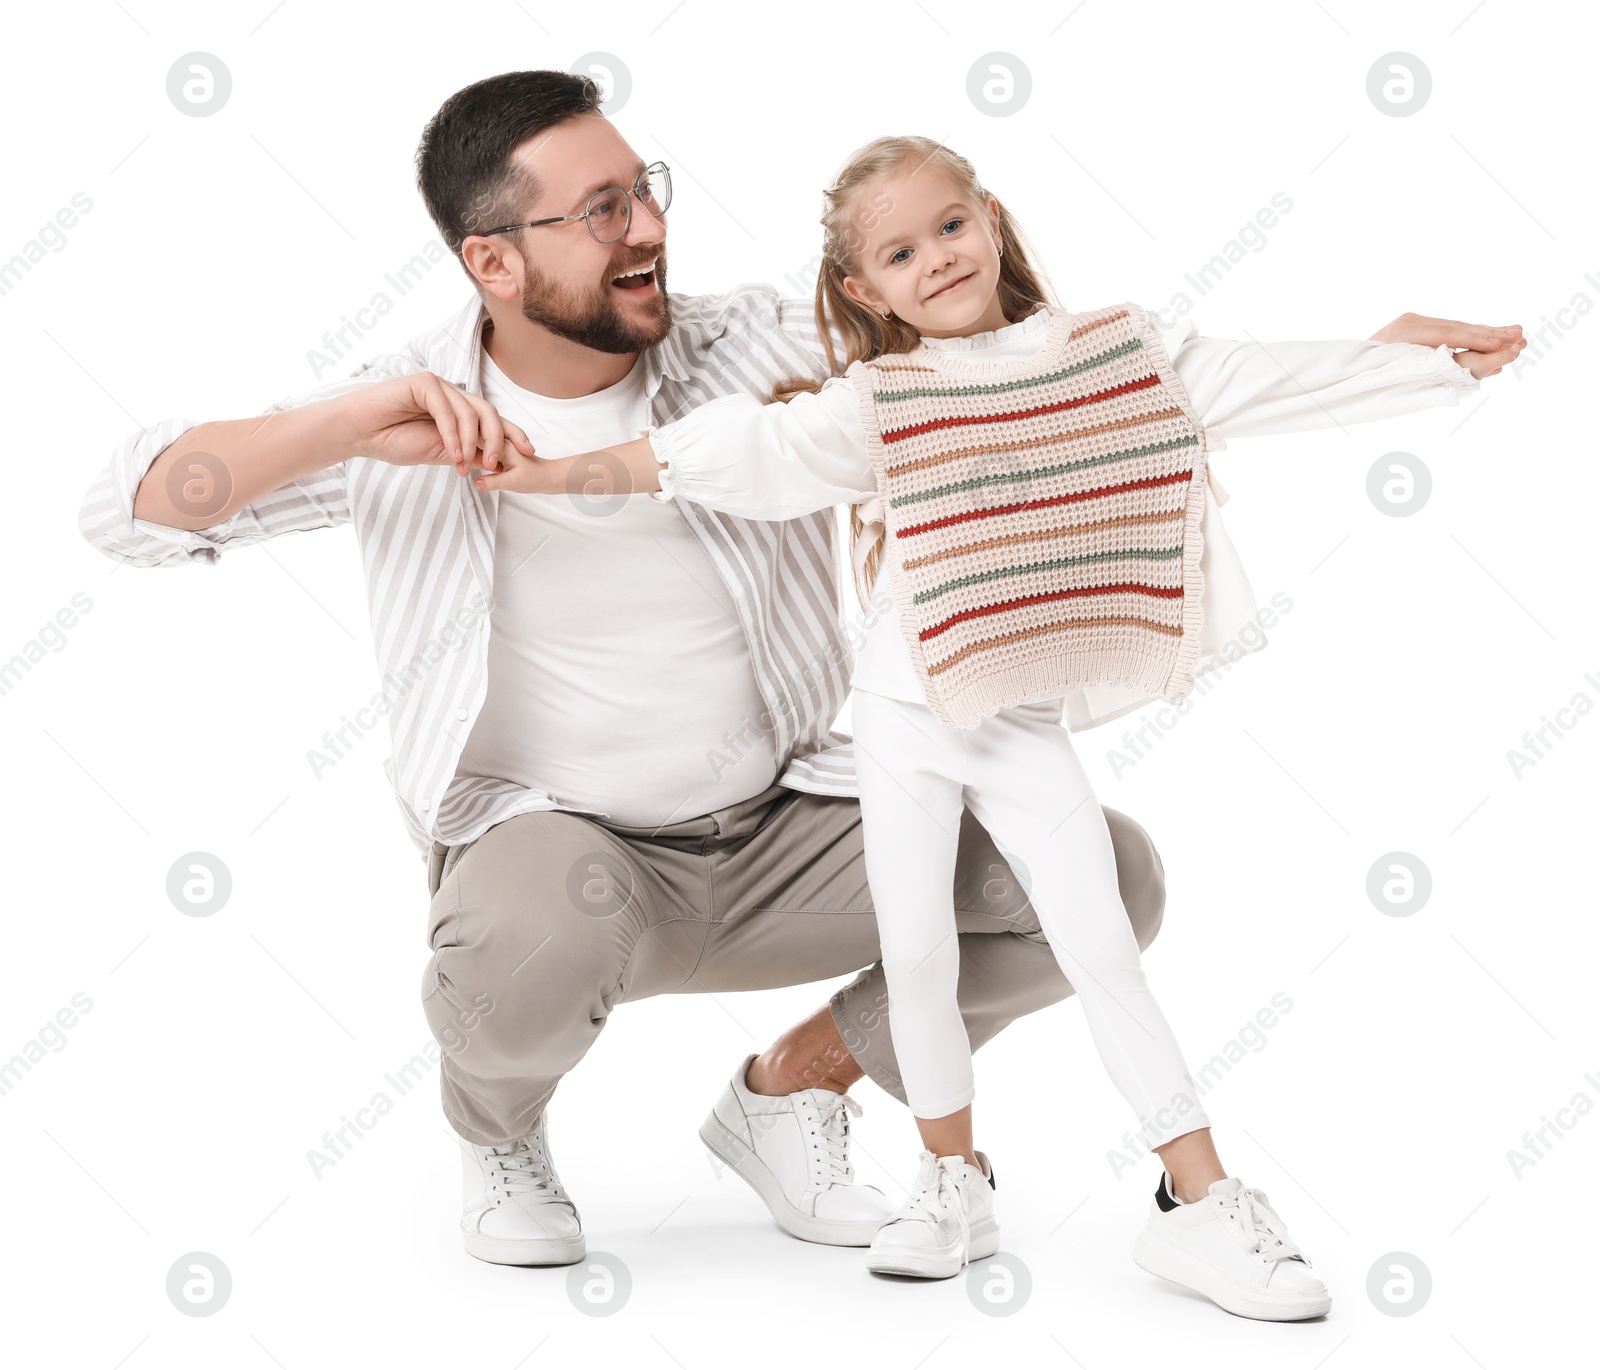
[920, 582, 1186, 641]
[880, 372, 1162, 444]
[899, 468, 1194, 538]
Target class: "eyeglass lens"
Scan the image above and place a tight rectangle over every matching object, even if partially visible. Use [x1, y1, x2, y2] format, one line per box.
[587, 166, 671, 243]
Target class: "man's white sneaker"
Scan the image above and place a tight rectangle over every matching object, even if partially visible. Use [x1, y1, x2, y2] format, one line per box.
[458, 1112, 585, 1266]
[1133, 1173, 1331, 1320]
[699, 1052, 898, 1246]
[865, 1149, 999, 1279]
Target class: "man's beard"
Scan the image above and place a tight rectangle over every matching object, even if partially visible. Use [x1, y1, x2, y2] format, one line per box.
[518, 249, 672, 355]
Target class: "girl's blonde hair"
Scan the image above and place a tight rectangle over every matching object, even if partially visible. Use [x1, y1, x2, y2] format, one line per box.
[772, 135, 1060, 608]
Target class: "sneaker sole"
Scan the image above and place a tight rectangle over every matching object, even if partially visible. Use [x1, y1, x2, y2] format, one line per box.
[699, 1108, 884, 1247]
[461, 1225, 586, 1267]
[1132, 1229, 1331, 1321]
[866, 1216, 1000, 1280]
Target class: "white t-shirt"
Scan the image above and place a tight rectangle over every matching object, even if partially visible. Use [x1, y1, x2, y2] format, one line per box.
[454, 348, 777, 825]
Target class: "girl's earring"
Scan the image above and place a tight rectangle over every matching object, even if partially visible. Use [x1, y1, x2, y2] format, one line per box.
[881, 309, 891, 319]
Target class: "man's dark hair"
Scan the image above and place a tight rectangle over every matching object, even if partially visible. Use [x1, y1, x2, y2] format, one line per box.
[416, 70, 604, 273]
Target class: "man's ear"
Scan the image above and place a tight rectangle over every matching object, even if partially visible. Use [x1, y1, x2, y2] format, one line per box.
[461, 236, 523, 304]
[841, 273, 885, 315]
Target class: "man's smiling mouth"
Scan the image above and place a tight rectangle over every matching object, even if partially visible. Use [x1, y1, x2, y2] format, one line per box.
[611, 259, 658, 292]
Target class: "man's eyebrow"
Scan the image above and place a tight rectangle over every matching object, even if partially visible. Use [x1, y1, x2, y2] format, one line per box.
[571, 160, 649, 207]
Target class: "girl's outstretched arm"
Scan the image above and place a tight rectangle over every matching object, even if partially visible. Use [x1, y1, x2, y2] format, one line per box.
[473, 434, 663, 498]
[474, 381, 876, 519]
[1159, 310, 1517, 438]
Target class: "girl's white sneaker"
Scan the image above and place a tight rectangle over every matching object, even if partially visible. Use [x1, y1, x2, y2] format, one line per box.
[865, 1149, 999, 1279]
[1132, 1174, 1331, 1320]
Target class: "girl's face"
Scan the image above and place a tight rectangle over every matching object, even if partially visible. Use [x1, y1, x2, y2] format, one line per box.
[840, 166, 1009, 338]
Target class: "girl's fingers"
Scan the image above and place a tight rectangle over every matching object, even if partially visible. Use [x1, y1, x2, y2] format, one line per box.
[1456, 335, 1526, 378]
[1423, 317, 1523, 352]
[1446, 323, 1512, 352]
[1470, 323, 1522, 351]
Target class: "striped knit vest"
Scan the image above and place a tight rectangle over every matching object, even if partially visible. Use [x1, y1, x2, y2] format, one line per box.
[847, 302, 1212, 731]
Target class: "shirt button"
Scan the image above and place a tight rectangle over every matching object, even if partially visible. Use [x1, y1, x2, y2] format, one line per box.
[420, 799, 432, 811]
[456, 709, 469, 721]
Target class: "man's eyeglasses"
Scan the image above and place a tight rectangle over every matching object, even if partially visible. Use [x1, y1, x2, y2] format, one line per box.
[479, 162, 672, 245]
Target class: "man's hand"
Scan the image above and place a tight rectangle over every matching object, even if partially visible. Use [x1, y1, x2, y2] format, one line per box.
[339, 372, 536, 478]
[130, 370, 537, 532]
[1369, 313, 1526, 379]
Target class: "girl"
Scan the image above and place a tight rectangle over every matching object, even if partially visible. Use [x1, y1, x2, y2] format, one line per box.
[473, 136, 1519, 1316]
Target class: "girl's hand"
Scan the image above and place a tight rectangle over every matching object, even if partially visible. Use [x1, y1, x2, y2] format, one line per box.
[472, 444, 571, 494]
[473, 436, 666, 498]
[1369, 312, 1526, 378]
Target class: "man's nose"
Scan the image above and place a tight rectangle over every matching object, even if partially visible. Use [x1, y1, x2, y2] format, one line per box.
[622, 199, 666, 248]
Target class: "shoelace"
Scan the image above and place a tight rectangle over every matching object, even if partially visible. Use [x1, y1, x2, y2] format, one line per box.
[1222, 1186, 1307, 1265]
[889, 1154, 969, 1236]
[484, 1133, 564, 1201]
[810, 1092, 863, 1187]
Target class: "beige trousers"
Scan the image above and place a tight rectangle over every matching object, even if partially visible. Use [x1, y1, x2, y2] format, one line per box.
[422, 780, 1166, 1146]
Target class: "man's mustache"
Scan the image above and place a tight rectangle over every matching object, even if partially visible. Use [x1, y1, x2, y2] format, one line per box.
[608, 251, 664, 276]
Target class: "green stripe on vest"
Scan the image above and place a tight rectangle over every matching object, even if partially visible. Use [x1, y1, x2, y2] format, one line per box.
[871, 337, 1143, 405]
[913, 545, 1187, 605]
[888, 434, 1198, 509]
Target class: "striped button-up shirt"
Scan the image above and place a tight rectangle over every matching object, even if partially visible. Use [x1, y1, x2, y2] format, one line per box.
[77, 286, 860, 858]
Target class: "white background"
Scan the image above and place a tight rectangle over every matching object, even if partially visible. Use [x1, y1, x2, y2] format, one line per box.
[3, 1, 1594, 1365]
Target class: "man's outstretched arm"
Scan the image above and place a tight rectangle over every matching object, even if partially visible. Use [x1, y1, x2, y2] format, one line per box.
[131, 373, 532, 529]
[80, 370, 533, 568]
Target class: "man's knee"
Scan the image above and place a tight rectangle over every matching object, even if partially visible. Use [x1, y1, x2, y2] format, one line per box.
[422, 812, 642, 1078]
[1103, 805, 1166, 951]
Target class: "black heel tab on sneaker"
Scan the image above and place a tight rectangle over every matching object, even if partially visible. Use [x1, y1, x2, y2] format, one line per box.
[973, 1151, 997, 1189]
[1154, 1172, 1180, 1211]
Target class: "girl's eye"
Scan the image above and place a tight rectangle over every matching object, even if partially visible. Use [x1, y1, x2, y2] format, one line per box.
[941, 218, 963, 234]
[889, 247, 912, 265]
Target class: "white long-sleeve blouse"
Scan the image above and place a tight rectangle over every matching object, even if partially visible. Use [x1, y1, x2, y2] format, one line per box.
[647, 304, 1480, 730]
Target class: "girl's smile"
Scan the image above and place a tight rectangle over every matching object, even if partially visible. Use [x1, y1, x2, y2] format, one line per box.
[924, 272, 974, 302]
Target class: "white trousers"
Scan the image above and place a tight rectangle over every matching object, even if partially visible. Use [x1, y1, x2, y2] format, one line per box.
[852, 688, 1209, 1149]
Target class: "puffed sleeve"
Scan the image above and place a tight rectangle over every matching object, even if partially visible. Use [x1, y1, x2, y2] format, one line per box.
[1151, 312, 1480, 437]
[647, 376, 877, 521]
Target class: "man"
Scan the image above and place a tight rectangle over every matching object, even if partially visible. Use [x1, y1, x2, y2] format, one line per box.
[77, 69, 1516, 1268]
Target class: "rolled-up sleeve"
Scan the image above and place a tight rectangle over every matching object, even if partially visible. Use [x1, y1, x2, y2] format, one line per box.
[77, 418, 349, 568]
[1154, 313, 1482, 438]
[74, 364, 411, 567]
[647, 377, 877, 521]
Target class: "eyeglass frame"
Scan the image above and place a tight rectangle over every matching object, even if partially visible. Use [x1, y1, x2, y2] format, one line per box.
[477, 161, 671, 244]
